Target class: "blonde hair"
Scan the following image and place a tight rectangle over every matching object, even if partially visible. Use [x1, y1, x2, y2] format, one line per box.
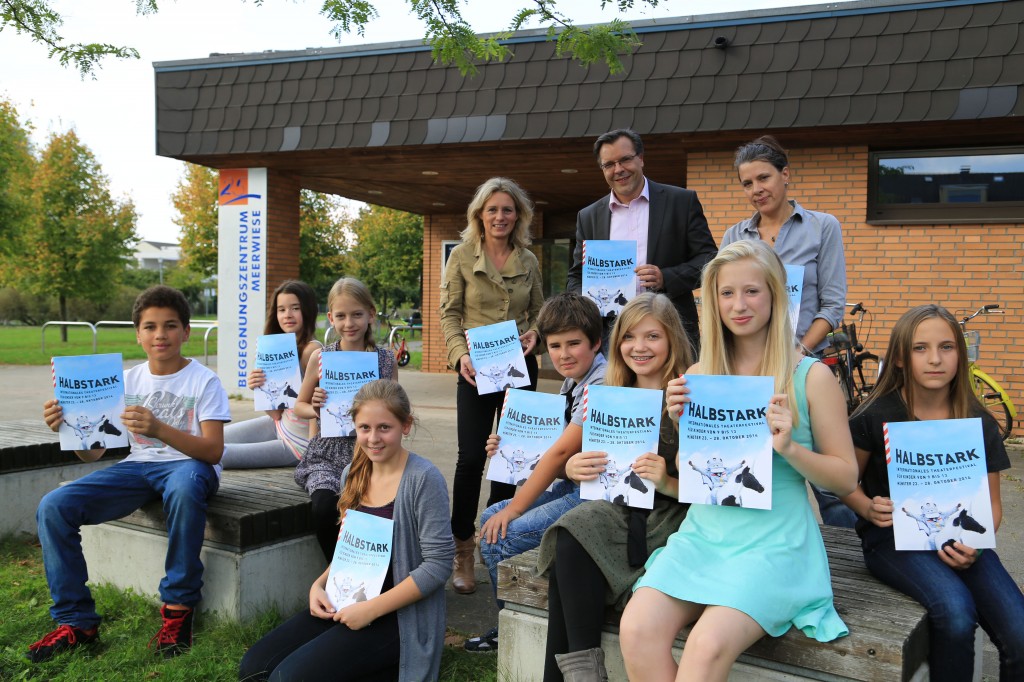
[461, 177, 534, 249]
[337, 380, 414, 517]
[326, 277, 377, 350]
[605, 292, 693, 389]
[852, 304, 978, 421]
[699, 241, 798, 421]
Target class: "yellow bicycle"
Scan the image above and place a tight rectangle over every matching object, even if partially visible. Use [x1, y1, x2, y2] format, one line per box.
[960, 304, 1016, 440]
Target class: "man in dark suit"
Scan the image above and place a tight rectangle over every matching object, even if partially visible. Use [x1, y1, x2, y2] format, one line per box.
[567, 129, 718, 352]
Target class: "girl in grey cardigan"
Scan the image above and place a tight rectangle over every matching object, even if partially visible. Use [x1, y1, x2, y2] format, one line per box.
[240, 380, 455, 682]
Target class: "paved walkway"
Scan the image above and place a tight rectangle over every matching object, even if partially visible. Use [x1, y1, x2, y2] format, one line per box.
[5, 358, 1023, 672]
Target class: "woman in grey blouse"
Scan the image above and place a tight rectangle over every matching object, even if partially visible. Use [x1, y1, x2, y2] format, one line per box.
[721, 136, 847, 356]
[721, 135, 855, 528]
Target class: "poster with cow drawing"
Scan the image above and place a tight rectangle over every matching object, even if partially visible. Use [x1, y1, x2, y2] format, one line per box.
[466, 320, 530, 396]
[326, 510, 393, 610]
[885, 419, 995, 551]
[783, 264, 804, 336]
[579, 384, 662, 510]
[254, 333, 301, 411]
[677, 375, 774, 510]
[486, 388, 564, 488]
[319, 351, 379, 437]
[582, 240, 638, 320]
[52, 353, 129, 451]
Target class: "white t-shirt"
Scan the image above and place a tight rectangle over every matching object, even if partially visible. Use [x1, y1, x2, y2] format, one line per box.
[123, 359, 231, 474]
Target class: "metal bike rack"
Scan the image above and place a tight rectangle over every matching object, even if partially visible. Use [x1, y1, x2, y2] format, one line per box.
[190, 322, 218, 365]
[41, 321, 97, 354]
[43, 320, 218, 365]
[389, 325, 412, 346]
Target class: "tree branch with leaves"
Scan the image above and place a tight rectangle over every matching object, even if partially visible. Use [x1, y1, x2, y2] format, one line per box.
[1, 0, 156, 76]
[5, 0, 659, 76]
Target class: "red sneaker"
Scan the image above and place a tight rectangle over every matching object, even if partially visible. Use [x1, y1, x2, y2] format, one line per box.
[26, 624, 99, 663]
[149, 605, 194, 658]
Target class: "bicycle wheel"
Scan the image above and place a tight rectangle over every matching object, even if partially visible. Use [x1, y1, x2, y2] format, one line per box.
[971, 371, 1014, 440]
[851, 352, 880, 404]
[391, 332, 411, 367]
[835, 359, 858, 414]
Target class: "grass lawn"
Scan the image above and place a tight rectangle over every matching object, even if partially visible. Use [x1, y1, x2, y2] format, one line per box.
[0, 325, 218, 366]
[0, 326, 422, 371]
[0, 536, 495, 680]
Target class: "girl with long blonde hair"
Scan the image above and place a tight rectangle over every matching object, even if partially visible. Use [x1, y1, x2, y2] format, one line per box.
[620, 240, 857, 682]
[294, 277, 398, 560]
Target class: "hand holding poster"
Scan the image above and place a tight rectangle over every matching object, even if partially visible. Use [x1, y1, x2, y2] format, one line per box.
[320, 351, 379, 437]
[783, 264, 804, 335]
[677, 375, 774, 509]
[466, 320, 530, 395]
[326, 509, 394, 610]
[52, 353, 129, 451]
[254, 333, 301, 411]
[885, 418, 995, 551]
[486, 388, 564, 487]
[582, 240, 638, 319]
[579, 384, 662, 509]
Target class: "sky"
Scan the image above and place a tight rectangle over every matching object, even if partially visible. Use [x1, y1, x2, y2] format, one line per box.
[1, 0, 851, 243]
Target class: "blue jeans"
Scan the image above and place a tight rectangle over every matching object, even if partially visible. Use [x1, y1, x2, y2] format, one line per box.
[479, 480, 582, 607]
[37, 459, 219, 629]
[811, 484, 858, 528]
[861, 524, 1024, 681]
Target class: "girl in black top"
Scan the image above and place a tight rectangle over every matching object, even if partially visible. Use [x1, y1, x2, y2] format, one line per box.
[844, 304, 1023, 681]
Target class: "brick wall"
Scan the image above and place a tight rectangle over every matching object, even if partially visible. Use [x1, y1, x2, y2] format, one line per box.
[689, 147, 1024, 408]
[422, 213, 464, 374]
[266, 170, 301, 287]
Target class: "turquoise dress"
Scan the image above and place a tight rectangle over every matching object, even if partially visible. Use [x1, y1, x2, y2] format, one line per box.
[634, 358, 847, 641]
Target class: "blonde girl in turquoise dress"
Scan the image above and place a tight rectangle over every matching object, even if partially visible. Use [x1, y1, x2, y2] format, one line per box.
[619, 239, 858, 681]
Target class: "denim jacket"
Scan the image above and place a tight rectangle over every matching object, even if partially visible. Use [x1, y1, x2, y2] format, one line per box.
[439, 240, 543, 369]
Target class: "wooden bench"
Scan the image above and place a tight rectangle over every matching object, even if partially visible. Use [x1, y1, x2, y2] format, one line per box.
[496, 526, 979, 681]
[0, 419, 127, 536]
[79, 467, 324, 621]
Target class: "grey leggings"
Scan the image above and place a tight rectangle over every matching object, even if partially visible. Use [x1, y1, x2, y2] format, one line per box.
[221, 416, 298, 469]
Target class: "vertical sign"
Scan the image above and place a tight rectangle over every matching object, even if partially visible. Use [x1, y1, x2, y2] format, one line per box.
[217, 168, 268, 396]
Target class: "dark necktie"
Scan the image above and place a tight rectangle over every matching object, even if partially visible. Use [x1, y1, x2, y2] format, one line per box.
[564, 385, 575, 427]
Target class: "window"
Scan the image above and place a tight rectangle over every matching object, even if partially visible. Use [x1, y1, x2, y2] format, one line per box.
[868, 147, 1024, 224]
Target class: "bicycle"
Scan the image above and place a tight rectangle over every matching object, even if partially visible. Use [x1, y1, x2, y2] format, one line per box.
[388, 325, 411, 368]
[821, 302, 881, 414]
[959, 304, 1016, 440]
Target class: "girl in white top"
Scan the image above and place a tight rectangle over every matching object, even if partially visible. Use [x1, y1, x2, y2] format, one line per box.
[221, 280, 323, 467]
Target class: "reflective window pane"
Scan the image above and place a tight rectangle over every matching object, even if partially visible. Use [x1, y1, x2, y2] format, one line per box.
[876, 153, 1024, 205]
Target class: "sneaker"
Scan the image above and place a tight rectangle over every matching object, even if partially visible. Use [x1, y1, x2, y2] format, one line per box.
[26, 624, 99, 663]
[149, 605, 194, 658]
[464, 626, 499, 653]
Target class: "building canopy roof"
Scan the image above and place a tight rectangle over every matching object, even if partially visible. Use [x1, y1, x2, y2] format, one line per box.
[154, 0, 1024, 216]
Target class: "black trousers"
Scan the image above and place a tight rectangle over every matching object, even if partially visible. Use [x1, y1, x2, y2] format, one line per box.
[239, 608, 399, 681]
[450, 354, 538, 541]
[311, 489, 341, 561]
[543, 528, 609, 682]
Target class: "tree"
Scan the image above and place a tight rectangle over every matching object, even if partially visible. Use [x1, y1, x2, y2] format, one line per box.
[1, 0, 155, 76]
[13, 129, 137, 339]
[172, 162, 220, 279]
[317, 0, 661, 74]
[349, 205, 423, 314]
[5, 0, 660, 76]
[299, 189, 352, 300]
[0, 97, 35, 274]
